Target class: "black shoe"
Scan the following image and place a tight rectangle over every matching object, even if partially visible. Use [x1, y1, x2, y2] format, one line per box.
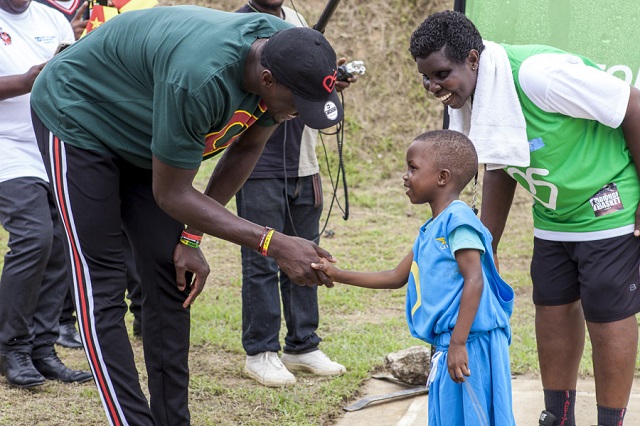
[0, 352, 46, 388]
[57, 322, 83, 349]
[32, 352, 93, 383]
[132, 316, 142, 339]
[539, 410, 557, 426]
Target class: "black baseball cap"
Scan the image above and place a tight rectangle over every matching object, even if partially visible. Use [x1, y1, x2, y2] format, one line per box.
[262, 27, 344, 129]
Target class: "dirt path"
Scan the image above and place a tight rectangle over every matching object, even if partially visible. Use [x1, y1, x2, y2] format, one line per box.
[333, 375, 640, 425]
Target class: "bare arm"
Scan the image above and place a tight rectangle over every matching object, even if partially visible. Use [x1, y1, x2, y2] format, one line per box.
[173, 124, 280, 305]
[0, 64, 45, 101]
[311, 251, 413, 290]
[153, 124, 335, 289]
[620, 86, 640, 236]
[479, 168, 517, 270]
[446, 248, 484, 383]
[203, 123, 277, 206]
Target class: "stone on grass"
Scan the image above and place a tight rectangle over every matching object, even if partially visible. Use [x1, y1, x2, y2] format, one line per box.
[384, 346, 431, 385]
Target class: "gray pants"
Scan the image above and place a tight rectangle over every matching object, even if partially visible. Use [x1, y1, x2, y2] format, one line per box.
[0, 177, 68, 359]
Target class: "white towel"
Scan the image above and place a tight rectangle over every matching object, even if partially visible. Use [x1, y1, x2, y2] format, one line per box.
[448, 41, 530, 170]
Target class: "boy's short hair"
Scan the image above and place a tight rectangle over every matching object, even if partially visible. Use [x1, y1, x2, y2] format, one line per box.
[409, 10, 484, 62]
[414, 130, 478, 191]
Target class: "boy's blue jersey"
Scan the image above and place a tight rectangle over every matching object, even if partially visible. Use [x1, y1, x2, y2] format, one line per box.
[406, 200, 514, 346]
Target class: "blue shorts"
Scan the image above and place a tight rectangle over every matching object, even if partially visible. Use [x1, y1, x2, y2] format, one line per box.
[428, 330, 515, 426]
[530, 234, 640, 323]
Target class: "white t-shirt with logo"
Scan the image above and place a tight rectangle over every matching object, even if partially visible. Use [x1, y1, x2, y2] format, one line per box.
[0, 2, 73, 183]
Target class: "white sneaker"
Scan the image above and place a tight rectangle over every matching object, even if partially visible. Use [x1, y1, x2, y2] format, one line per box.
[244, 352, 296, 387]
[281, 350, 346, 376]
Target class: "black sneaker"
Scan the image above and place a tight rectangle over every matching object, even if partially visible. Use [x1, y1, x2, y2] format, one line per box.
[539, 410, 557, 426]
[0, 351, 46, 388]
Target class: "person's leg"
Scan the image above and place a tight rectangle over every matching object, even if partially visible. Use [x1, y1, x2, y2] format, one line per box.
[35, 122, 154, 426]
[31, 195, 91, 382]
[57, 290, 82, 348]
[236, 179, 287, 355]
[531, 238, 583, 425]
[578, 235, 640, 424]
[123, 233, 142, 337]
[279, 175, 344, 375]
[0, 178, 54, 387]
[281, 176, 322, 353]
[236, 178, 296, 387]
[535, 302, 585, 390]
[120, 162, 191, 425]
[59, 291, 76, 325]
[588, 317, 637, 408]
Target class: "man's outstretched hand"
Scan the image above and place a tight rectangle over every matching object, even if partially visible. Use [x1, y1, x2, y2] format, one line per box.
[268, 233, 336, 288]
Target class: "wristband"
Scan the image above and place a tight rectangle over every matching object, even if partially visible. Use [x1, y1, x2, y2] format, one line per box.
[180, 230, 202, 248]
[260, 229, 275, 256]
[257, 227, 274, 256]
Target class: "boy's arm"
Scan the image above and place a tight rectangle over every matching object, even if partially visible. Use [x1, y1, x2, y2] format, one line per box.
[447, 248, 484, 383]
[311, 251, 413, 289]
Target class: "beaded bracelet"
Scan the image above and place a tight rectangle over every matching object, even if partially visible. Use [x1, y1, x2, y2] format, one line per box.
[257, 226, 275, 256]
[180, 230, 202, 248]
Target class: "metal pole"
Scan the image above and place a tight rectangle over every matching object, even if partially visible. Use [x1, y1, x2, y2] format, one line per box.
[313, 0, 342, 33]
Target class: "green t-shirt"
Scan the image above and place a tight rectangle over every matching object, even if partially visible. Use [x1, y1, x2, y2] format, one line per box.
[31, 6, 290, 169]
[504, 44, 640, 238]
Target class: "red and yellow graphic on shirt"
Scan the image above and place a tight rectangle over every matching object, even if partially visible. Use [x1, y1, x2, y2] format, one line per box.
[202, 100, 268, 160]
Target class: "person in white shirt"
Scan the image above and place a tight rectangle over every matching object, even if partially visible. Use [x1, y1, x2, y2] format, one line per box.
[0, 0, 92, 388]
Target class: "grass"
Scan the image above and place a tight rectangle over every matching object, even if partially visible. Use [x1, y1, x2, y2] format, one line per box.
[2, 158, 631, 425]
[2, 0, 639, 423]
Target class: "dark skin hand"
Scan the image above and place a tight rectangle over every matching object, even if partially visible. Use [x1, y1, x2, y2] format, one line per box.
[70, 2, 90, 40]
[0, 63, 45, 101]
[172, 241, 210, 308]
[335, 57, 358, 90]
[447, 248, 483, 383]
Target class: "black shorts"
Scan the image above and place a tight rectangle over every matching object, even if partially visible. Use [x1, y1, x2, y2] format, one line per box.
[530, 234, 640, 323]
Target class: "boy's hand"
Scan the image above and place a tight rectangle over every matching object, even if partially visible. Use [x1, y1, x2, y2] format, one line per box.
[447, 342, 471, 383]
[310, 257, 338, 281]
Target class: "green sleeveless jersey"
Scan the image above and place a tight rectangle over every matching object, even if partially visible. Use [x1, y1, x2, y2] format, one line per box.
[503, 44, 639, 240]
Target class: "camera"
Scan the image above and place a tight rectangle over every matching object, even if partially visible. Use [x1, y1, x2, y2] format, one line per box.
[337, 60, 366, 81]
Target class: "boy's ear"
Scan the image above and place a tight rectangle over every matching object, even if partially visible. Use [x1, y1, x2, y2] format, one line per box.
[438, 169, 451, 185]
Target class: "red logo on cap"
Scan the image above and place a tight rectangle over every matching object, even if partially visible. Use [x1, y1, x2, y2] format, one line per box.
[323, 70, 337, 93]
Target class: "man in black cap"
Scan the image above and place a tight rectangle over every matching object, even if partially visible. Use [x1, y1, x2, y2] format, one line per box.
[30, 6, 342, 425]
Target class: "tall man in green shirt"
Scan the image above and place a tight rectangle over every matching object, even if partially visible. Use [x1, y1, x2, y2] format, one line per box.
[30, 6, 343, 425]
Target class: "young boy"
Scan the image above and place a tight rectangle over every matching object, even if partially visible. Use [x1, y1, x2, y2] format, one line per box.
[312, 130, 516, 425]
